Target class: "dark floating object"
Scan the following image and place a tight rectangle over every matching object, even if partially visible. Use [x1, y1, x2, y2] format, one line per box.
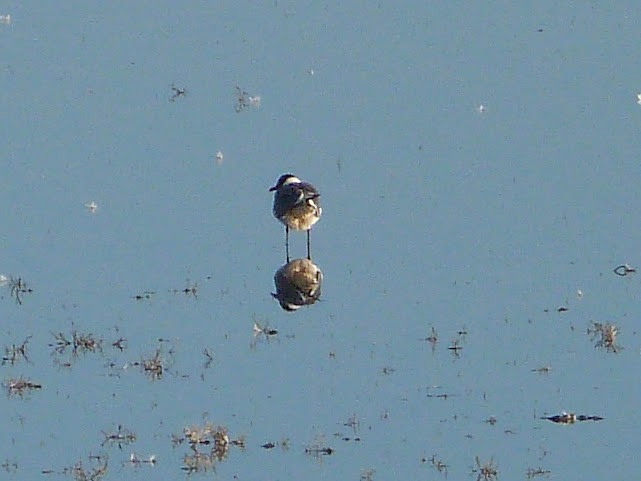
[169, 83, 187, 102]
[261, 442, 275, 449]
[4, 276, 33, 305]
[171, 280, 198, 298]
[614, 264, 636, 276]
[305, 446, 333, 456]
[542, 412, 604, 424]
[557, 306, 569, 312]
[132, 291, 155, 301]
[102, 425, 137, 448]
[272, 258, 323, 311]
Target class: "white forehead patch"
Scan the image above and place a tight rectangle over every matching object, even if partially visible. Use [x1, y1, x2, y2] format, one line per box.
[282, 176, 301, 186]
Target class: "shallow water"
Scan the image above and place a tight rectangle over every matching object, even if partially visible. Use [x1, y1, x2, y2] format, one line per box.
[2, 2, 641, 480]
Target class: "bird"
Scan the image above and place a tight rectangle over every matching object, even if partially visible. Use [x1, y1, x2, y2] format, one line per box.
[270, 174, 321, 262]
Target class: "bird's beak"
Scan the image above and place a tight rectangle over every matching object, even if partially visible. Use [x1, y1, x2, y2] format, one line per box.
[269, 185, 277, 192]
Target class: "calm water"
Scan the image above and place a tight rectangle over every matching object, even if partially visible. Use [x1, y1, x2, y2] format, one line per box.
[2, 2, 641, 480]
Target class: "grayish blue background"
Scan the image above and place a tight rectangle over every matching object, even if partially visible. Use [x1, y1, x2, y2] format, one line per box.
[2, 1, 640, 479]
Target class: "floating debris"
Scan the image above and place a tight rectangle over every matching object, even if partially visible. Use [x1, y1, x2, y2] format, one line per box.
[128, 453, 156, 467]
[484, 416, 498, 426]
[637, 93, 641, 106]
[253, 321, 278, 337]
[251, 321, 278, 348]
[2, 336, 31, 365]
[343, 413, 360, 433]
[541, 412, 603, 424]
[0, 15, 10, 25]
[527, 466, 551, 478]
[261, 439, 289, 450]
[361, 468, 375, 481]
[170, 280, 197, 298]
[175, 422, 244, 474]
[234, 85, 260, 113]
[169, 83, 187, 102]
[7, 276, 33, 305]
[448, 338, 464, 357]
[112, 338, 127, 352]
[183, 424, 227, 447]
[181, 451, 216, 474]
[613, 264, 636, 276]
[531, 365, 551, 375]
[61, 454, 108, 481]
[215, 150, 224, 166]
[5, 376, 41, 398]
[305, 446, 333, 457]
[101, 425, 136, 449]
[427, 327, 438, 345]
[425, 454, 448, 476]
[50, 328, 103, 357]
[132, 291, 155, 301]
[447, 327, 468, 358]
[472, 456, 498, 481]
[304, 435, 334, 458]
[588, 321, 621, 353]
[1, 459, 18, 474]
[202, 348, 214, 369]
[84, 201, 98, 213]
[426, 385, 456, 400]
[136, 348, 167, 381]
[420, 326, 438, 353]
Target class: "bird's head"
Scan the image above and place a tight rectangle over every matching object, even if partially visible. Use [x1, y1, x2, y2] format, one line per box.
[269, 173, 300, 191]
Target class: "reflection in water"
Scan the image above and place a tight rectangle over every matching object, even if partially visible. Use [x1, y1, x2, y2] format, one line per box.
[272, 258, 323, 311]
[175, 422, 246, 474]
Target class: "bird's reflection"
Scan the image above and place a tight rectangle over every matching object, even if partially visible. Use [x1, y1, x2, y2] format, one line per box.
[272, 258, 323, 311]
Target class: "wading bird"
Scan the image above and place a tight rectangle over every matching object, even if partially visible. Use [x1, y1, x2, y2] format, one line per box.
[270, 174, 321, 261]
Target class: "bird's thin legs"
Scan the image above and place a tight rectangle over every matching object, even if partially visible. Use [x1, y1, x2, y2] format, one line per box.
[306, 229, 311, 260]
[286, 225, 290, 263]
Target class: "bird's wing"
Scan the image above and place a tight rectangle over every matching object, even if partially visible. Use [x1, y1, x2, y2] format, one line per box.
[299, 181, 320, 199]
[273, 185, 305, 217]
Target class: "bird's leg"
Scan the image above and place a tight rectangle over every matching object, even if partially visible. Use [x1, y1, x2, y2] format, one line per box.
[286, 225, 290, 263]
[306, 229, 311, 260]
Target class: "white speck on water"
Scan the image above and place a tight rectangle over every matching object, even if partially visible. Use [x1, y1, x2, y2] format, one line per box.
[248, 95, 261, 108]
